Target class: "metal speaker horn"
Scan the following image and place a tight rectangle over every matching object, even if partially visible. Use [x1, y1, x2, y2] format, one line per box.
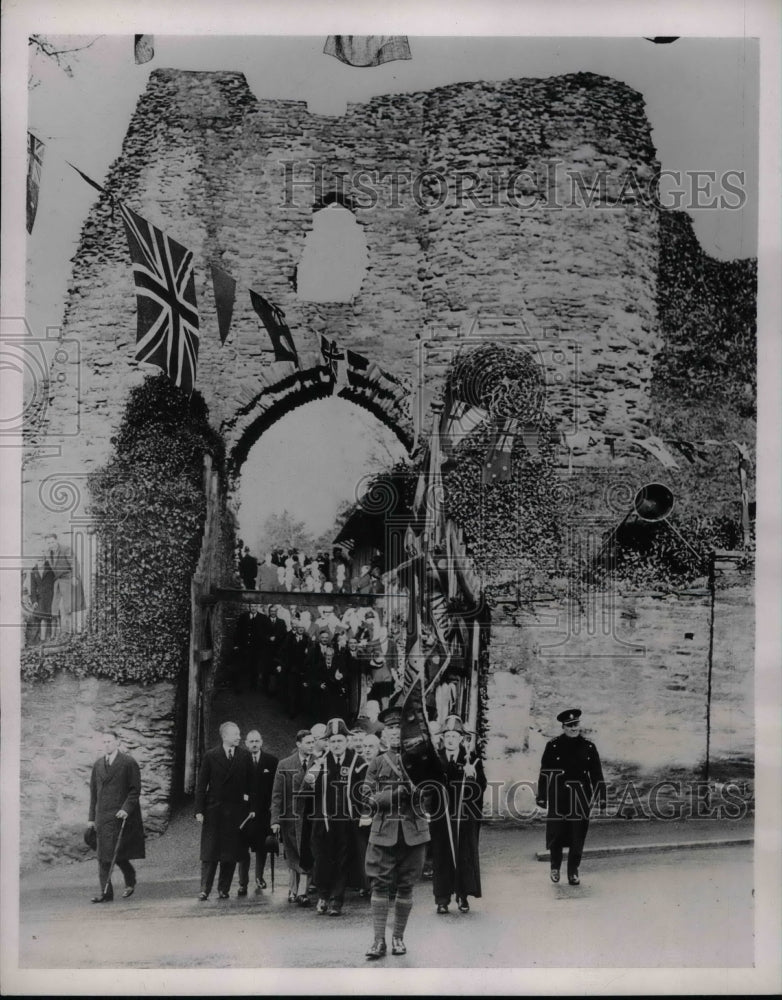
[632, 483, 675, 523]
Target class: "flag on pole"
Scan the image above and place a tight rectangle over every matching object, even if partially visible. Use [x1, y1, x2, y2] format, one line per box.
[320, 335, 347, 390]
[210, 264, 236, 345]
[26, 133, 45, 234]
[119, 203, 200, 394]
[250, 290, 299, 365]
[324, 35, 411, 68]
[134, 35, 155, 64]
[441, 398, 489, 455]
[481, 417, 519, 484]
[402, 552, 426, 694]
[67, 161, 107, 196]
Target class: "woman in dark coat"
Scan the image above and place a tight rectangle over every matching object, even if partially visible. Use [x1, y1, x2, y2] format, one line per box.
[429, 715, 486, 914]
[88, 730, 145, 902]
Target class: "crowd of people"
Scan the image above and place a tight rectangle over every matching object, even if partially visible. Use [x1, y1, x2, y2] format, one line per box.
[228, 600, 465, 727]
[194, 708, 486, 959]
[237, 544, 383, 597]
[22, 531, 85, 645]
[86, 708, 605, 961]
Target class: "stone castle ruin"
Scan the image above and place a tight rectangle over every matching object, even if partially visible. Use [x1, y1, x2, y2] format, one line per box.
[21, 69, 755, 864]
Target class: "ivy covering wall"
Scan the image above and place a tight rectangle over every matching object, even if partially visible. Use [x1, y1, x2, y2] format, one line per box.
[21, 375, 225, 684]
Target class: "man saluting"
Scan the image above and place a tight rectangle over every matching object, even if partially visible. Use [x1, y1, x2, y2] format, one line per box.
[536, 708, 605, 886]
[87, 729, 145, 902]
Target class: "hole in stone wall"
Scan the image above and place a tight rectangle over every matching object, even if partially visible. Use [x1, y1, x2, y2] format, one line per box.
[297, 204, 368, 302]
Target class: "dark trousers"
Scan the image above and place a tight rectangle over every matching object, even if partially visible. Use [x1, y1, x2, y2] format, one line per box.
[98, 859, 135, 898]
[311, 819, 353, 904]
[548, 818, 589, 875]
[286, 673, 304, 718]
[200, 860, 236, 896]
[238, 849, 267, 887]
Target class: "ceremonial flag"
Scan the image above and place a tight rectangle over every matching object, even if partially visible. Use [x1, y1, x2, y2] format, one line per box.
[250, 290, 299, 365]
[441, 398, 489, 455]
[402, 551, 426, 694]
[324, 35, 411, 68]
[320, 335, 347, 390]
[119, 203, 200, 394]
[481, 417, 519, 484]
[134, 34, 154, 64]
[26, 133, 45, 234]
[210, 264, 236, 345]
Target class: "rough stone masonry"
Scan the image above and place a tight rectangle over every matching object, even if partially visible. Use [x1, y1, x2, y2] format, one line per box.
[20, 69, 753, 862]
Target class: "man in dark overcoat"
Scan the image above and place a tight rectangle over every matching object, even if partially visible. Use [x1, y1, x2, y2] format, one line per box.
[271, 729, 316, 904]
[239, 546, 258, 590]
[259, 604, 289, 695]
[429, 715, 486, 914]
[536, 707, 606, 885]
[194, 721, 254, 900]
[304, 718, 364, 916]
[304, 628, 332, 723]
[284, 621, 310, 718]
[231, 603, 265, 692]
[237, 729, 279, 894]
[87, 730, 145, 902]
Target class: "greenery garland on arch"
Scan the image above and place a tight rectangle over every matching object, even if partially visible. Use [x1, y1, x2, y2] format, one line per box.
[21, 374, 224, 684]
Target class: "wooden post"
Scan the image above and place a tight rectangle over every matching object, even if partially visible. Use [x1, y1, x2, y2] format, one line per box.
[184, 575, 202, 794]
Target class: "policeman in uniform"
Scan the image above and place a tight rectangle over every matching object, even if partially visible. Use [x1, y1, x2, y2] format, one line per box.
[536, 708, 605, 885]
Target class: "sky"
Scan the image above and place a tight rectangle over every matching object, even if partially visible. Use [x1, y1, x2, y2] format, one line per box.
[22, 31, 761, 538]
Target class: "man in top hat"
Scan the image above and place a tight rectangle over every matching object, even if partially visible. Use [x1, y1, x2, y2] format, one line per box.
[304, 718, 364, 916]
[536, 708, 606, 886]
[87, 729, 146, 902]
[283, 619, 311, 718]
[361, 703, 432, 960]
[259, 605, 288, 695]
[429, 715, 486, 914]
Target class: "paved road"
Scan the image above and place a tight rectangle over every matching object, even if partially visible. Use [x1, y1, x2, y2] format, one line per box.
[19, 825, 752, 970]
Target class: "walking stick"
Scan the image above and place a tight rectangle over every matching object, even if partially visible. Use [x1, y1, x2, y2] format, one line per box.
[103, 816, 127, 898]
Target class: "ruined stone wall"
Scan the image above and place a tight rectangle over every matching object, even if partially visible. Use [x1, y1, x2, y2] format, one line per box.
[484, 576, 754, 814]
[20, 675, 176, 868]
[25, 68, 664, 532]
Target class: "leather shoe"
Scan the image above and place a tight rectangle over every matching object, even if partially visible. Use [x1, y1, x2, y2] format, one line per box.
[327, 901, 342, 916]
[391, 936, 407, 956]
[316, 897, 328, 914]
[91, 894, 112, 903]
[295, 894, 311, 907]
[198, 892, 209, 901]
[567, 872, 580, 886]
[237, 886, 248, 897]
[122, 886, 135, 898]
[218, 891, 230, 899]
[457, 897, 470, 912]
[550, 869, 560, 884]
[256, 878, 267, 890]
[365, 939, 387, 960]
[436, 903, 449, 915]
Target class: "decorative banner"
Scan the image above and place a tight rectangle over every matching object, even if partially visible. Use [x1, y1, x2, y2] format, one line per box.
[249, 290, 299, 365]
[324, 35, 411, 68]
[481, 417, 519, 484]
[210, 264, 236, 345]
[26, 133, 45, 234]
[119, 202, 200, 394]
[134, 34, 155, 65]
[441, 398, 489, 456]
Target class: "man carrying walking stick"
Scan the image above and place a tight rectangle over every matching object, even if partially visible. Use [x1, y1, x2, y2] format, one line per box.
[87, 729, 145, 902]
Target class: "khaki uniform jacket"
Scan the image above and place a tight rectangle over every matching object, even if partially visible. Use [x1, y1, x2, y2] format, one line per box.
[365, 750, 431, 847]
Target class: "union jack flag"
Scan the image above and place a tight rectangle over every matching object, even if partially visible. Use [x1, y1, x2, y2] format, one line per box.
[119, 203, 200, 394]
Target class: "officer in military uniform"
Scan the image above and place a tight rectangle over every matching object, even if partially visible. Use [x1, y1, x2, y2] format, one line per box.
[536, 708, 605, 885]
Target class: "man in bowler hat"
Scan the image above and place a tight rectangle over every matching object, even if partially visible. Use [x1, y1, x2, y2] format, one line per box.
[536, 708, 605, 885]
